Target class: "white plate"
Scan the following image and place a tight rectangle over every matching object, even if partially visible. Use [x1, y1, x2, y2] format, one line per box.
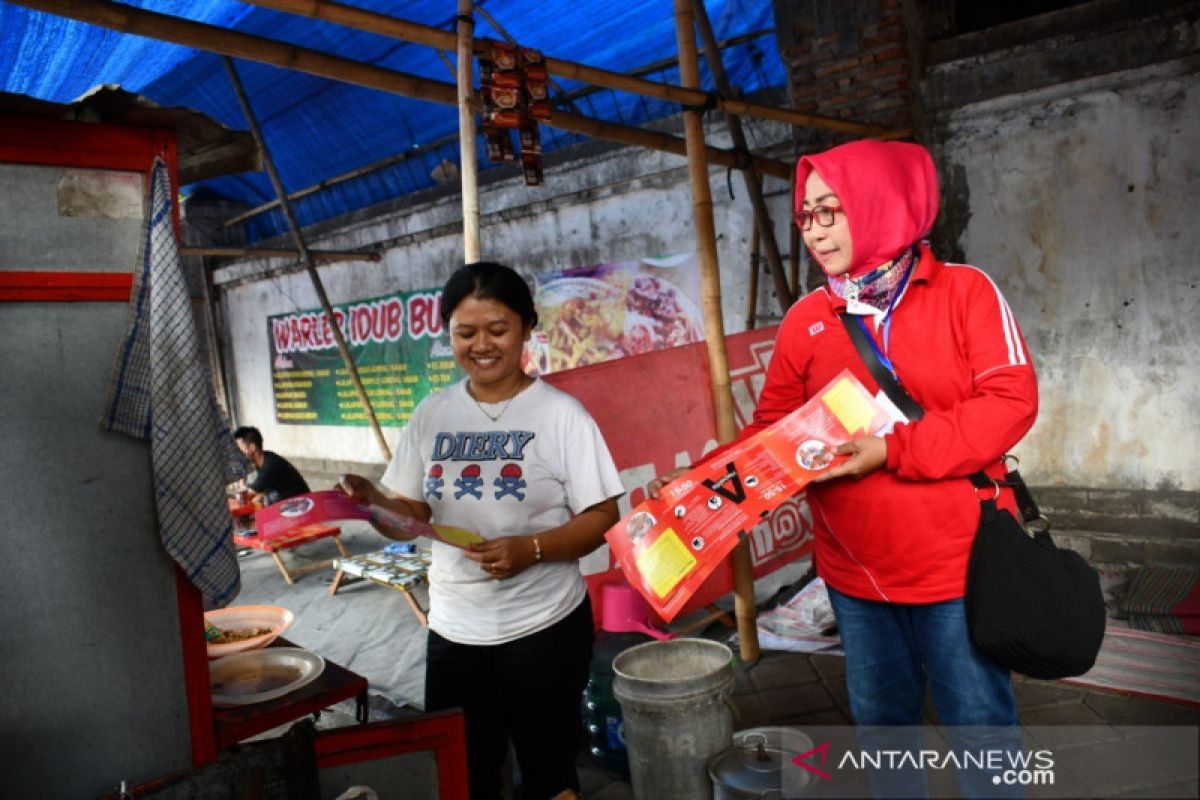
[535, 275, 622, 305]
[205, 604, 294, 659]
[209, 647, 325, 707]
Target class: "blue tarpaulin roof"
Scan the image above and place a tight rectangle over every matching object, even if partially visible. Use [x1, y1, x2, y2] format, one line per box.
[1, 0, 785, 241]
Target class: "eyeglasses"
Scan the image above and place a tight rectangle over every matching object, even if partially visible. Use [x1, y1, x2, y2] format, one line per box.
[795, 205, 844, 231]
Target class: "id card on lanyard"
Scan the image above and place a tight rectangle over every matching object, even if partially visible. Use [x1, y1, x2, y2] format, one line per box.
[846, 261, 914, 432]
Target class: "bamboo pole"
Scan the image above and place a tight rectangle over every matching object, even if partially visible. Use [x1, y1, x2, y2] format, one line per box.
[553, 110, 789, 179]
[457, 0, 481, 262]
[673, 11, 734, 446]
[239, 0, 907, 139]
[674, 0, 759, 662]
[222, 41, 787, 231]
[224, 30, 775, 231]
[180, 246, 380, 261]
[692, 0, 793, 311]
[8, 1, 792, 183]
[10, 1, 459, 96]
[746, 211, 761, 331]
[556, 28, 771, 108]
[222, 56, 393, 463]
[222, 129, 460, 228]
[435, 49, 457, 81]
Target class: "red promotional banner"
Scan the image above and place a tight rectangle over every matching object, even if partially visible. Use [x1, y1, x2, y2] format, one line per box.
[605, 371, 891, 621]
[543, 325, 817, 619]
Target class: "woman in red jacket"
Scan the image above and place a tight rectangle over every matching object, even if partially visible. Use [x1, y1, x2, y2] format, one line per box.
[653, 140, 1037, 796]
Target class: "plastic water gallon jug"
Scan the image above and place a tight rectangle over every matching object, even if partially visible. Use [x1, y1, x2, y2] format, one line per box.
[582, 631, 649, 774]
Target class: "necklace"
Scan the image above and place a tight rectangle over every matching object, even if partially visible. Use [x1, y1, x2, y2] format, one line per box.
[468, 376, 532, 423]
[473, 395, 516, 423]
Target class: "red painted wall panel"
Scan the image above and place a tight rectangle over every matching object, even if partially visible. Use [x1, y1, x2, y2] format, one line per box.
[545, 325, 815, 618]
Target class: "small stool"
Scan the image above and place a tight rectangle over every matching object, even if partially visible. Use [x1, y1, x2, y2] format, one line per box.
[233, 524, 349, 585]
[330, 549, 432, 627]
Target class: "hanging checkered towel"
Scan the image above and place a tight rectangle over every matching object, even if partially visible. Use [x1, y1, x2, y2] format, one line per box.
[101, 158, 243, 608]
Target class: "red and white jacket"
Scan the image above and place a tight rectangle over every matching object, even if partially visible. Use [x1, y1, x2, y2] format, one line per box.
[740, 244, 1038, 603]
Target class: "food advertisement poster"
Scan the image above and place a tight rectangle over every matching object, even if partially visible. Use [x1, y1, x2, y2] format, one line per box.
[526, 252, 704, 375]
[268, 288, 461, 426]
[605, 370, 895, 621]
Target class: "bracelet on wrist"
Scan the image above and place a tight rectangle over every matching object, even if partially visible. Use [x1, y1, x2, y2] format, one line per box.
[532, 534, 543, 563]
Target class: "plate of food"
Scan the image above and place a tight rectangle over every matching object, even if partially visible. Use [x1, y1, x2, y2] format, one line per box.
[795, 439, 835, 471]
[622, 274, 704, 351]
[209, 647, 325, 707]
[535, 277, 626, 372]
[204, 604, 294, 659]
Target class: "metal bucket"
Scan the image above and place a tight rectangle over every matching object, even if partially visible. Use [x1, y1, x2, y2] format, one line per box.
[612, 638, 734, 799]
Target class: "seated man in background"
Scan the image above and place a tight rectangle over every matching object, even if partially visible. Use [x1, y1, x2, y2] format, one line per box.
[233, 426, 310, 506]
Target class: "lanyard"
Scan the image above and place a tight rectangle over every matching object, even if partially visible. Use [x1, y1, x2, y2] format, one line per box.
[851, 252, 914, 379]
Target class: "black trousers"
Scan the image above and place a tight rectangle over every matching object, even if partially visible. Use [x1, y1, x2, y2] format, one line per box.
[425, 595, 594, 800]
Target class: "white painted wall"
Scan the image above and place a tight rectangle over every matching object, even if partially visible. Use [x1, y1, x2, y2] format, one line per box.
[940, 63, 1200, 492]
[214, 61, 1199, 498]
[212, 122, 797, 466]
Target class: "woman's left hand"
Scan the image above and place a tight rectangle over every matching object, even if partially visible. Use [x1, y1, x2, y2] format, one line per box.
[465, 535, 540, 581]
[812, 435, 887, 482]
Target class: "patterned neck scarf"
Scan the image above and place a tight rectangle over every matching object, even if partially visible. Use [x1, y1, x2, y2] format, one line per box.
[828, 245, 918, 313]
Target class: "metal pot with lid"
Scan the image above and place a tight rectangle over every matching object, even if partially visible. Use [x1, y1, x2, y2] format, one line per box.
[708, 726, 815, 799]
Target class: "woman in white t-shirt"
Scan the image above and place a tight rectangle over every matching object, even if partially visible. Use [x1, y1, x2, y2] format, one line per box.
[341, 262, 624, 800]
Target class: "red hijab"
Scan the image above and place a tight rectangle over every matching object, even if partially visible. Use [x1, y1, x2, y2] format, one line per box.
[795, 140, 940, 278]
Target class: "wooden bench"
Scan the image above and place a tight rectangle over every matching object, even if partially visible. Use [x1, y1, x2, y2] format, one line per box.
[329, 548, 432, 627]
[233, 524, 349, 585]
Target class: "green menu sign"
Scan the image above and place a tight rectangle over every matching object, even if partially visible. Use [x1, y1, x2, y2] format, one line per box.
[269, 288, 462, 426]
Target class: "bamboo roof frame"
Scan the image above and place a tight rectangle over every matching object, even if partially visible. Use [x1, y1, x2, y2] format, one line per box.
[223, 55, 394, 461]
[11, 0, 797, 183]
[242, 0, 907, 139]
[222, 29, 784, 231]
[221, 129, 461, 228]
[180, 246, 381, 261]
[692, 0, 794, 309]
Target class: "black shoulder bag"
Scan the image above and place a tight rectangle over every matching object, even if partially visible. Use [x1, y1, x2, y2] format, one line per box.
[839, 315, 1105, 679]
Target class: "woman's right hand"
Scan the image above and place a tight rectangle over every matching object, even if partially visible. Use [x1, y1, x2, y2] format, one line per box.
[646, 467, 689, 499]
[338, 473, 381, 506]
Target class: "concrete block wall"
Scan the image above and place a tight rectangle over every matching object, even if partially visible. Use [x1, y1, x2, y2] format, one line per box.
[1038, 488, 1200, 569]
[773, 0, 918, 288]
[771, 0, 1200, 569]
[204, 115, 798, 468]
[775, 0, 916, 133]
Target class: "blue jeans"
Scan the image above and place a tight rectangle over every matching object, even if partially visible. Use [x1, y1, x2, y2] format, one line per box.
[827, 585, 1022, 799]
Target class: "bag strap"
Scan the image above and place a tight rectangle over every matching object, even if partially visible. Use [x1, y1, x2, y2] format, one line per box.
[839, 315, 925, 422]
[837, 313, 1045, 527]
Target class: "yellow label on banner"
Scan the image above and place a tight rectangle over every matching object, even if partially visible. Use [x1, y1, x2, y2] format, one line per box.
[822, 377, 876, 435]
[636, 528, 698, 598]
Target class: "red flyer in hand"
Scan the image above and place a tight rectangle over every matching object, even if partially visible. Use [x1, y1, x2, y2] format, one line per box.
[254, 490, 369, 539]
[253, 490, 483, 548]
[605, 370, 895, 621]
